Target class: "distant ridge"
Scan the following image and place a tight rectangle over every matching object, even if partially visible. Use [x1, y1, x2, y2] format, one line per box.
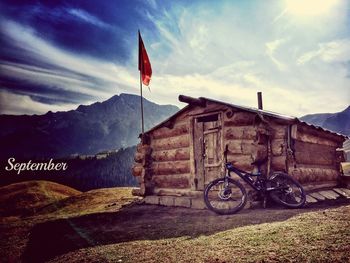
[0, 93, 179, 159]
[300, 106, 350, 136]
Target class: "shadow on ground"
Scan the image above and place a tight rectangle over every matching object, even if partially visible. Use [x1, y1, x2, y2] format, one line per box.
[22, 199, 350, 263]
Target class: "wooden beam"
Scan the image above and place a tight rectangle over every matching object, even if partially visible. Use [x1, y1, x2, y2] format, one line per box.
[224, 126, 258, 140]
[224, 111, 257, 126]
[226, 139, 266, 155]
[151, 134, 190, 150]
[271, 155, 287, 171]
[152, 174, 191, 189]
[132, 164, 143, 177]
[151, 160, 191, 175]
[151, 148, 190, 162]
[178, 95, 206, 107]
[289, 166, 339, 183]
[151, 122, 189, 139]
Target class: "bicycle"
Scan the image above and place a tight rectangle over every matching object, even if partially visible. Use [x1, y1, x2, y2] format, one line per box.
[204, 145, 306, 215]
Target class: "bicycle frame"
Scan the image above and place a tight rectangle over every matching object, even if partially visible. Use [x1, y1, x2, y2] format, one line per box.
[225, 162, 264, 191]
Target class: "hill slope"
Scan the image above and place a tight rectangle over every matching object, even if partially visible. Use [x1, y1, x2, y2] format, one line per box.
[0, 180, 81, 216]
[0, 93, 179, 159]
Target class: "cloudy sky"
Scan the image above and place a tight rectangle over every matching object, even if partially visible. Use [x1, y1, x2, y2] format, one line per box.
[0, 0, 349, 117]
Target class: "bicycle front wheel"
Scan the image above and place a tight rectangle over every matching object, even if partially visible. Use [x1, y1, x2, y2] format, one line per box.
[204, 178, 247, 215]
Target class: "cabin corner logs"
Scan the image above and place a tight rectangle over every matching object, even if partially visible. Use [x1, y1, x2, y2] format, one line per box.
[132, 98, 346, 201]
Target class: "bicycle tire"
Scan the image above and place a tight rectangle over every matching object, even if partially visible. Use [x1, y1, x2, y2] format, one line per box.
[268, 173, 306, 208]
[204, 178, 247, 215]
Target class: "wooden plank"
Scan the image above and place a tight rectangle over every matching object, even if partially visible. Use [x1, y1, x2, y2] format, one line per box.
[152, 174, 190, 189]
[309, 192, 326, 201]
[223, 111, 257, 126]
[291, 140, 337, 166]
[134, 152, 143, 163]
[333, 188, 350, 198]
[318, 190, 339, 200]
[151, 134, 190, 150]
[294, 140, 337, 153]
[224, 126, 258, 140]
[297, 123, 344, 143]
[289, 167, 339, 183]
[132, 164, 143, 177]
[226, 154, 255, 171]
[306, 195, 318, 203]
[151, 148, 190, 162]
[270, 124, 287, 139]
[294, 151, 335, 166]
[151, 122, 190, 139]
[271, 139, 286, 156]
[151, 160, 191, 175]
[302, 181, 338, 191]
[188, 102, 227, 116]
[226, 139, 266, 155]
[292, 128, 341, 147]
[271, 155, 286, 171]
[339, 188, 350, 196]
[203, 115, 223, 185]
[193, 120, 204, 190]
[189, 117, 196, 190]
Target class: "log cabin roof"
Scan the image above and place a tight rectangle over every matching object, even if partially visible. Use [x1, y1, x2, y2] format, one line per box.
[143, 95, 347, 141]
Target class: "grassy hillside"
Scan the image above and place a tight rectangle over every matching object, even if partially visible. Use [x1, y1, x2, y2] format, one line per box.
[38, 187, 137, 217]
[0, 180, 80, 217]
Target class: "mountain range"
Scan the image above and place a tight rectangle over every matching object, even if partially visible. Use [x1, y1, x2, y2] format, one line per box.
[300, 106, 350, 136]
[0, 93, 179, 159]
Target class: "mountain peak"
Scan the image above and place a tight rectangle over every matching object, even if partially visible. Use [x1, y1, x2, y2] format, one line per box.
[343, 105, 350, 113]
[300, 105, 350, 136]
[0, 94, 179, 159]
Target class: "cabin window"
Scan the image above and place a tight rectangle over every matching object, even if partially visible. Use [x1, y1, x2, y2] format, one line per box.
[197, 114, 219, 123]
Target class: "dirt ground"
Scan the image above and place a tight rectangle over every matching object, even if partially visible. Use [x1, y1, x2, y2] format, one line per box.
[1, 195, 350, 263]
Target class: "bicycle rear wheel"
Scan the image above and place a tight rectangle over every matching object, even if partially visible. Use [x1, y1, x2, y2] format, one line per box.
[204, 178, 247, 215]
[268, 173, 306, 208]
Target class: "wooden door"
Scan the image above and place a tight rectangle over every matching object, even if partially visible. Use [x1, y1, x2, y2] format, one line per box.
[193, 113, 223, 190]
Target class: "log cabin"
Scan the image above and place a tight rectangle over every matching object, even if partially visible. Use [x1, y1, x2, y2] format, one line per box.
[132, 95, 347, 209]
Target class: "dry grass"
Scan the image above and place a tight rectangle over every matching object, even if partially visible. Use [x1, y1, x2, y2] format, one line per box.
[0, 180, 81, 217]
[38, 187, 138, 218]
[1, 181, 350, 263]
[49, 205, 350, 263]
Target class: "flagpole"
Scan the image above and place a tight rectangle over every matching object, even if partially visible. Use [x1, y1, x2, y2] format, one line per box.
[140, 71, 145, 142]
[139, 29, 145, 142]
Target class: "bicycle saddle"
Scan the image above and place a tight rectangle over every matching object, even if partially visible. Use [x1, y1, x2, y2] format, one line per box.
[251, 157, 267, 166]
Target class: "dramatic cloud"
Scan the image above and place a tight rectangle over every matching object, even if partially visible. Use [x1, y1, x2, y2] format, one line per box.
[0, 0, 349, 116]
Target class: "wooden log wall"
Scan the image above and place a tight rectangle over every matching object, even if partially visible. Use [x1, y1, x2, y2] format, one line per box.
[148, 120, 192, 190]
[223, 111, 269, 172]
[269, 123, 288, 172]
[132, 143, 153, 195]
[288, 123, 344, 184]
[223, 111, 289, 174]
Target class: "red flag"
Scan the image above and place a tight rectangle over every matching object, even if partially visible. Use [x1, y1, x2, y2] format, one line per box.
[138, 31, 152, 86]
